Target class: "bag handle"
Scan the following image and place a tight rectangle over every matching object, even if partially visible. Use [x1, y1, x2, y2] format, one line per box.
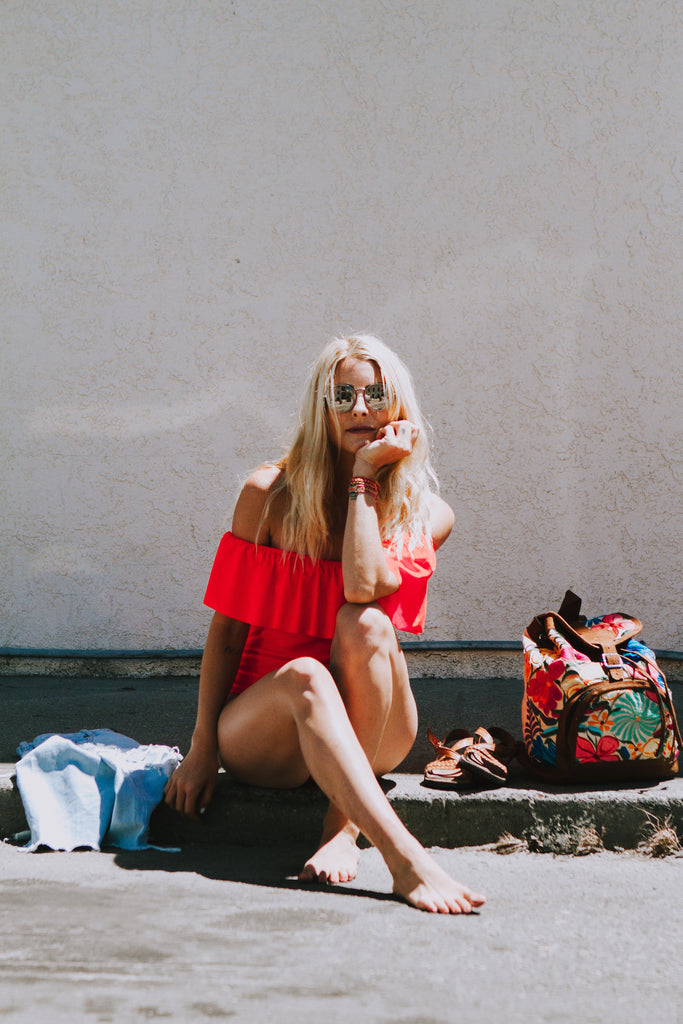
[557, 589, 585, 624]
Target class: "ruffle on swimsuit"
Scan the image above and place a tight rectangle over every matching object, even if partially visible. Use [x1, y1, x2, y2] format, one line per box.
[203, 531, 436, 693]
[204, 531, 436, 635]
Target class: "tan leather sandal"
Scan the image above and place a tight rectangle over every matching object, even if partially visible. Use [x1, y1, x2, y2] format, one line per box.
[458, 726, 517, 785]
[423, 728, 479, 789]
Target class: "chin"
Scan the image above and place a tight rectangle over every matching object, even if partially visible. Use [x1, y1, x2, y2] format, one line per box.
[345, 436, 375, 453]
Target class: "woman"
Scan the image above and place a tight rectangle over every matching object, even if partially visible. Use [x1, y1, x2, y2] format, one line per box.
[164, 334, 485, 914]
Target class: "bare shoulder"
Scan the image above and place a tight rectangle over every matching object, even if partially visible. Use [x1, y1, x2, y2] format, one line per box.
[428, 493, 455, 550]
[231, 464, 284, 544]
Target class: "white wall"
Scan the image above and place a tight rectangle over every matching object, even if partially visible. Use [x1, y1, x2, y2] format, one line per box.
[3, 1, 682, 652]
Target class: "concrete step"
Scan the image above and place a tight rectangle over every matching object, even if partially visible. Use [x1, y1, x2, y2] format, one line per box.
[2, 675, 682, 854]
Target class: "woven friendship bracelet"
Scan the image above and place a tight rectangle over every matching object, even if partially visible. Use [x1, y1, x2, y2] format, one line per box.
[348, 476, 380, 501]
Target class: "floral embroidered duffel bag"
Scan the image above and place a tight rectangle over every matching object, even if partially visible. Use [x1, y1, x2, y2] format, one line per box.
[522, 590, 681, 781]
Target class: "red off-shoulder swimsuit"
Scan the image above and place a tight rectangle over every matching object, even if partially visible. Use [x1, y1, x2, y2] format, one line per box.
[203, 531, 436, 695]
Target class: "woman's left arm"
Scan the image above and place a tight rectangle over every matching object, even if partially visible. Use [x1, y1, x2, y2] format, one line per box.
[342, 420, 418, 603]
[428, 492, 455, 551]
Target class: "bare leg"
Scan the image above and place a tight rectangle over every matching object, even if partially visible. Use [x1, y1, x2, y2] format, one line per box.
[298, 805, 362, 885]
[218, 657, 485, 914]
[301, 603, 417, 883]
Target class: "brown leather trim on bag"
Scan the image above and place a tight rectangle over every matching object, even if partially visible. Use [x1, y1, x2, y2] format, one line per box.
[555, 590, 644, 647]
[527, 610, 642, 683]
[555, 679, 672, 775]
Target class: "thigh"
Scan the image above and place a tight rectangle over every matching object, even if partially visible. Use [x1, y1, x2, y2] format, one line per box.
[374, 646, 419, 774]
[216, 666, 311, 788]
[330, 603, 418, 773]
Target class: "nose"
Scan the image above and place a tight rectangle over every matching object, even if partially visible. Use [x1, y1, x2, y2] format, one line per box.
[351, 389, 370, 414]
[352, 389, 368, 413]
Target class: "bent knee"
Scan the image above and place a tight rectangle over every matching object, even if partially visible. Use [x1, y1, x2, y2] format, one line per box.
[335, 602, 396, 650]
[276, 657, 345, 721]
[276, 657, 336, 702]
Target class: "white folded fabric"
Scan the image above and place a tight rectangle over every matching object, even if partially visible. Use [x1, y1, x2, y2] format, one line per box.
[15, 729, 183, 852]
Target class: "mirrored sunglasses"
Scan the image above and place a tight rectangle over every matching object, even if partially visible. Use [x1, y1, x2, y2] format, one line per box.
[328, 382, 389, 413]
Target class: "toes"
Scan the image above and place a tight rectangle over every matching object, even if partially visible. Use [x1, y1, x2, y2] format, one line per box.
[300, 862, 348, 885]
[454, 890, 486, 913]
[438, 893, 464, 914]
[414, 889, 453, 914]
[403, 883, 486, 915]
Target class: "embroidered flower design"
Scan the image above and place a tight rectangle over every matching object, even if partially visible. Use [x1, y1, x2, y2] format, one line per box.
[609, 690, 662, 745]
[526, 660, 565, 717]
[575, 734, 621, 762]
[530, 734, 556, 767]
[585, 703, 615, 734]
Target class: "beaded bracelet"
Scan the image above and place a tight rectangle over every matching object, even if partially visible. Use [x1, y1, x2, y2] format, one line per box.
[348, 476, 380, 501]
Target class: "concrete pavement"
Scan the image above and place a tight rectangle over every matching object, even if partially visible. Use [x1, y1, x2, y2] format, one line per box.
[0, 840, 681, 1023]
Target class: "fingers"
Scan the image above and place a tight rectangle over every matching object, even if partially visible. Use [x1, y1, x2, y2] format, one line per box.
[163, 768, 215, 822]
[163, 773, 190, 816]
[366, 420, 417, 467]
[197, 779, 216, 816]
[394, 419, 418, 438]
[377, 420, 418, 448]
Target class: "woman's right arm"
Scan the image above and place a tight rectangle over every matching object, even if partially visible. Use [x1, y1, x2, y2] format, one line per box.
[163, 612, 248, 820]
[164, 465, 280, 820]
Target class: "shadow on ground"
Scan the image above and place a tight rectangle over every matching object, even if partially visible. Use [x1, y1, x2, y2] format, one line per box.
[112, 843, 401, 905]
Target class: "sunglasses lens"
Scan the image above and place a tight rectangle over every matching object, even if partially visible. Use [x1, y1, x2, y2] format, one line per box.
[332, 385, 355, 411]
[365, 383, 387, 409]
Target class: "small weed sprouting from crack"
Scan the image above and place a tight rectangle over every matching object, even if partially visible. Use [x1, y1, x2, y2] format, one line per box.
[493, 832, 528, 855]
[639, 814, 681, 858]
[574, 825, 604, 856]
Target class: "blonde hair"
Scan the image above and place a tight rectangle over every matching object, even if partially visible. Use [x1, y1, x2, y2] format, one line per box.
[268, 334, 439, 559]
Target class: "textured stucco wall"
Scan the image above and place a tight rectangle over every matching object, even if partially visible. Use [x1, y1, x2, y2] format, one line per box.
[3, 1, 682, 652]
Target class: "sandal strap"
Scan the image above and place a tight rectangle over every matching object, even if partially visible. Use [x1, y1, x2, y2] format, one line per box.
[470, 726, 518, 761]
[427, 728, 472, 759]
[463, 746, 507, 776]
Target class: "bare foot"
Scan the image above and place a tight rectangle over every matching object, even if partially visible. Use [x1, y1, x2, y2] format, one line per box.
[390, 847, 486, 914]
[299, 828, 361, 885]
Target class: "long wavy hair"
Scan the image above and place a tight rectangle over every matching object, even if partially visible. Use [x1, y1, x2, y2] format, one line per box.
[266, 334, 439, 559]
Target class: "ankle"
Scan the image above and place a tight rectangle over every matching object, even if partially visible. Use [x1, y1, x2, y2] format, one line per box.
[380, 831, 427, 879]
[321, 804, 359, 842]
[321, 819, 360, 846]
